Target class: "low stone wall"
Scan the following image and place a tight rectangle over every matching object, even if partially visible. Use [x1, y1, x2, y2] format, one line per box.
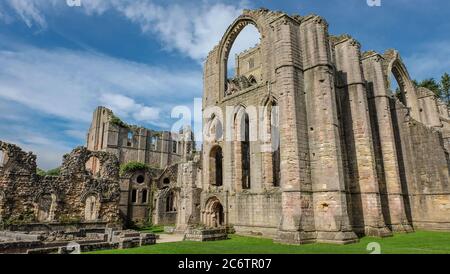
[0, 228, 156, 254]
[184, 227, 228, 242]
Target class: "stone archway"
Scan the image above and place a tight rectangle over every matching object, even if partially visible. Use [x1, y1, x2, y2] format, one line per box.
[203, 197, 225, 228]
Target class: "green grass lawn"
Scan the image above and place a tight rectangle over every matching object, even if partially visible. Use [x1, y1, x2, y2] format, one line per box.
[88, 231, 450, 254]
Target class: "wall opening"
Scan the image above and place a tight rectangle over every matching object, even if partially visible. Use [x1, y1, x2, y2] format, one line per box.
[136, 175, 145, 184]
[241, 113, 251, 189]
[150, 136, 158, 149]
[127, 131, 133, 146]
[36, 194, 57, 222]
[131, 189, 137, 203]
[141, 189, 148, 204]
[163, 178, 170, 185]
[224, 24, 261, 96]
[166, 190, 177, 212]
[209, 146, 223, 186]
[85, 156, 101, 177]
[203, 197, 225, 228]
[271, 102, 281, 187]
[84, 194, 100, 222]
[390, 70, 407, 105]
[172, 141, 177, 153]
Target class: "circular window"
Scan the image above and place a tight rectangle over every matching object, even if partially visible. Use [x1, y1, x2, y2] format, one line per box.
[136, 175, 145, 184]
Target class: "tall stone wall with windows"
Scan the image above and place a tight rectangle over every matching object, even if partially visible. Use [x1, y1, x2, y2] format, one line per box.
[198, 8, 450, 244]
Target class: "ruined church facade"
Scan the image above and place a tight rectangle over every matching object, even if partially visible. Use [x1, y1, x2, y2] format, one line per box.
[193, 8, 450, 244]
[1, 8, 450, 247]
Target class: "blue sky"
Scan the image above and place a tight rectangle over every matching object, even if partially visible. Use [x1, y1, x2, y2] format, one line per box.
[0, 0, 449, 169]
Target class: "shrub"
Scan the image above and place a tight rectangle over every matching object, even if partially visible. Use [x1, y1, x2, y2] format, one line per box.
[110, 114, 129, 128]
[120, 161, 150, 176]
[46, 167, 61, 176]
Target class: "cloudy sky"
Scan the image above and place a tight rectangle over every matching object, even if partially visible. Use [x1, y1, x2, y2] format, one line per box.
[0, 0, 449, 169]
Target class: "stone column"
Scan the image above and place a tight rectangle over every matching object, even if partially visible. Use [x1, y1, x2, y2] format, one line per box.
[334, 37, 391, 237]
[273, 16, 316, 244]
[362, 52, 413, 232]
[301, 16, 357, 244]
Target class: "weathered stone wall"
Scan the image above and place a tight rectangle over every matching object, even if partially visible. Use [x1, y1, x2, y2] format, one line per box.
[87, 106, 194, 169]
[390, 100, 450, 230]
[0, 141, 121, 227]
[197, 8, 450, 244]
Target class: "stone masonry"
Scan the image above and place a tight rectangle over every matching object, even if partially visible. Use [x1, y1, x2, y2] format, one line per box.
[1, 8, 450, 247]
[196, 8, 450, 244]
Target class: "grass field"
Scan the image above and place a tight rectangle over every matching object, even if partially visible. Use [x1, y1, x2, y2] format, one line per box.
[88, 231, 450, 254]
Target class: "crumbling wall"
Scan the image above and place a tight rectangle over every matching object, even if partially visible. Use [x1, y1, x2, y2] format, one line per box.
[0, 141, 121, 227]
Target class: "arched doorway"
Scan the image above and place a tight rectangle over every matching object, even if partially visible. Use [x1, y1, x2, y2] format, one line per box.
[203, 197, 225, 228]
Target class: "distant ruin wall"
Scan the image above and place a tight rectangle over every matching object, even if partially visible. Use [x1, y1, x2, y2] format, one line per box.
[0, 141, 121, 228]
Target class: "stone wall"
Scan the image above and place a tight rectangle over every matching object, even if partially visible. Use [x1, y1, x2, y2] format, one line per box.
[196, 8, 450, 244]
[391, 100, 450, 230]
[0, 141, 121, 227]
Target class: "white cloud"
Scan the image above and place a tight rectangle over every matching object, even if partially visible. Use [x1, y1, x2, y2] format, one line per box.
[405, 40, 450, 81]
[99, 93, 161, 125]
[0, 0, 257, 61]
[4, 0, 47, 28]
[0, 40, 201, 124]
[0, 39, 201, 168]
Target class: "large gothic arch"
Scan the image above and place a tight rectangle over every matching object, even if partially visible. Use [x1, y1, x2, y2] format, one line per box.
[383, 50, 420, 121]
[216, 12, 269, 101]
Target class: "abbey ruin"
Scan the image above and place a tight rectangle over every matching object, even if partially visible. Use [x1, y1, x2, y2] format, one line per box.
[1, 8, 450, 250]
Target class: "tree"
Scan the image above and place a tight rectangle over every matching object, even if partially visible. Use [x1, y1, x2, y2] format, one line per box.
[441, 73, 450, 107]
[417, 78, 441, 97]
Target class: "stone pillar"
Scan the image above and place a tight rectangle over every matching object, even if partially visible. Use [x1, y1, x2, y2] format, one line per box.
[274, 16, 316, 244]
[301, 16, 357, 244]
[334, 37, 391, 237]
[362, 52, 413, 232]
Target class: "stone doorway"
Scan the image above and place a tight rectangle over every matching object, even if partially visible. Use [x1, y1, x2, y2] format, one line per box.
[203, 197, 225, 228]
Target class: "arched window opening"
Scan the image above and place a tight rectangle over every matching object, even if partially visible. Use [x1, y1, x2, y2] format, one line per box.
[242, 113, 251, 189]
[210, 146, 223, 186]
[141, 189, 148, 204]
[271, 102, 281, 187]
[172, 141, 177, 153]
[166, 191, 176, 212]
[391, 68, 407, 105]
[127, 131, 133, 146]
[225, 24, 261, 96]
[131, 189, 137, 203]
[150, 136, 158, 149]
[85, 156, 101, 177]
